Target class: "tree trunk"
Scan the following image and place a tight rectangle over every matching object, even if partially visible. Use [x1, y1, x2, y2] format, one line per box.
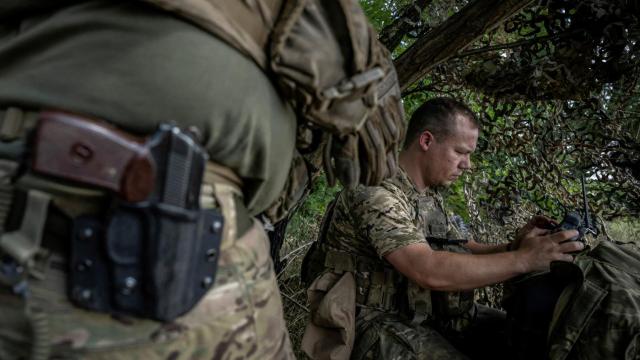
[394, 0, 533, 91]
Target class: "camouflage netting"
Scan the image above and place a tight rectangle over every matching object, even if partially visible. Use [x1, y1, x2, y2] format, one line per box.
[398, 0, 640, 306]
[404, 0, 640, 235]
[466, 0, 640, 100]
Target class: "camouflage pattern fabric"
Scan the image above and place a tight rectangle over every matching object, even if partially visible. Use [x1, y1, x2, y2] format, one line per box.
[324, 168, 437, 258]
[546, 240, 640, 360]
[505, 238, 640, 360]
[0, 221, 294, 360]
[350, 304, 508, 360]
[0, 0, 297, 216]
[351, 311, 468, 360]
[320, 168, 493, 359]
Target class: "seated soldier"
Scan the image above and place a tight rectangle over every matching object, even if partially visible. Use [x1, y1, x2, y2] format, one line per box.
[302, 97, 583, 359]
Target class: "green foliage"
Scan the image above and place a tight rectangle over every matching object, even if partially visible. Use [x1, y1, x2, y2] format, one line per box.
[359, 0, 405, 31]
[607, 219, 640, 244]
[291, 174, 341, 222]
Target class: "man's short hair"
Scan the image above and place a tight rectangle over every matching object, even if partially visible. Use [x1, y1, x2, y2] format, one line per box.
[404, 97, 479, 149]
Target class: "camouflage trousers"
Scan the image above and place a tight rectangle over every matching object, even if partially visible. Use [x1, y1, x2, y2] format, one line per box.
[352, 304, 507, 360]
[0, 220, 294, 359]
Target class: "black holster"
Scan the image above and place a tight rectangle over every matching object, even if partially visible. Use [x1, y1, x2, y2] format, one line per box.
[67, 124, 224, 321]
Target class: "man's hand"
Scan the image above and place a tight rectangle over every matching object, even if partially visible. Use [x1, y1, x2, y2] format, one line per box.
[515, 226, 583, 273]
[511, 215, 557, 251]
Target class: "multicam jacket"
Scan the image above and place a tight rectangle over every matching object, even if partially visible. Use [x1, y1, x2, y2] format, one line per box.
[325, 168, 462, 259]
[320, 168, 472, 319]
[302, 169, 476, 359]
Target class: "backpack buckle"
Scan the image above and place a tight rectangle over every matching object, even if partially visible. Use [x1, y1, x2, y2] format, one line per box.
[322, 67, 385, 100]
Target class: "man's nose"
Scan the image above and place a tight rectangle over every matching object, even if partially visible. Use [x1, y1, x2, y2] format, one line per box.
[460, 155, 472, 170]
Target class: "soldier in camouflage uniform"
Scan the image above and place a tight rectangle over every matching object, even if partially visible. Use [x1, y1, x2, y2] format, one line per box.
[302, 98, 584, 359]
[0, 2, 297, 359]
[0, 0, 405, 359]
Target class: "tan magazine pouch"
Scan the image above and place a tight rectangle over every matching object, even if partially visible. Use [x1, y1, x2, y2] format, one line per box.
[302, 271, 357, 360]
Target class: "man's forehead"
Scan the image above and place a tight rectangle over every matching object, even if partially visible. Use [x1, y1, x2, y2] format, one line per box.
[452, 113, 478, 132]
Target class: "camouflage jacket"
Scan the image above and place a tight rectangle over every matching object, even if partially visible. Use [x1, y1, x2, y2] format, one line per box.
[324, 168, 463, 261]
[318, 168, 473, 321]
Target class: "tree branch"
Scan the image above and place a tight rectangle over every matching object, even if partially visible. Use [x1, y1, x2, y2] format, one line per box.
[394, 0, 534, 91]
[453, 29, 582, 59]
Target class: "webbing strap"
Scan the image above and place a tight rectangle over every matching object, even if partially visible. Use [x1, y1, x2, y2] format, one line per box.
[0, 107, 39, 141]
[205, 161, 243, 190]
[204, 162, 243, 252]
[0, 160, 18, 229]
[0, 190, 51, 277]
[411, 300, 430, 325]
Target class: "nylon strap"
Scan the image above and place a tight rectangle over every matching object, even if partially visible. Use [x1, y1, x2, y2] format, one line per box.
[0, 107, 39, 141]
[0, 190, 51, 279]
[204, 162, 243, 252]
[411, 300, 430, 325]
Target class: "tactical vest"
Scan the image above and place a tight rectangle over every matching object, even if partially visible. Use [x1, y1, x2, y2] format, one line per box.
[303, 187, 475, 325]
[411, 193, 475, 326]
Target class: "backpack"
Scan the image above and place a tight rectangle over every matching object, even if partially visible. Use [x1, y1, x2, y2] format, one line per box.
[506, 240, 640, 360]
[142, 0, 405, 191]
[548, 240, 640, 360]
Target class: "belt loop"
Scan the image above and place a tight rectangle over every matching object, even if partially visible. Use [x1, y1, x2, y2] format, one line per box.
[0, 107, 40, 141]
[203, 162, 243, 251]
[0, 107, 24, 141]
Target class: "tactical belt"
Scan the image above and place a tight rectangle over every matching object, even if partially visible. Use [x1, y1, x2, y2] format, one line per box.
[0, 108, 243, 322]
[324, 248, 400, 311]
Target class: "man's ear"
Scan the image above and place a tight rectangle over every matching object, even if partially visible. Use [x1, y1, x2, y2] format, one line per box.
[418, 131, 434, 151]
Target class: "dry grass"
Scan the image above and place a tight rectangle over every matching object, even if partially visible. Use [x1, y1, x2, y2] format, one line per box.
[277, 211, 321, 358]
